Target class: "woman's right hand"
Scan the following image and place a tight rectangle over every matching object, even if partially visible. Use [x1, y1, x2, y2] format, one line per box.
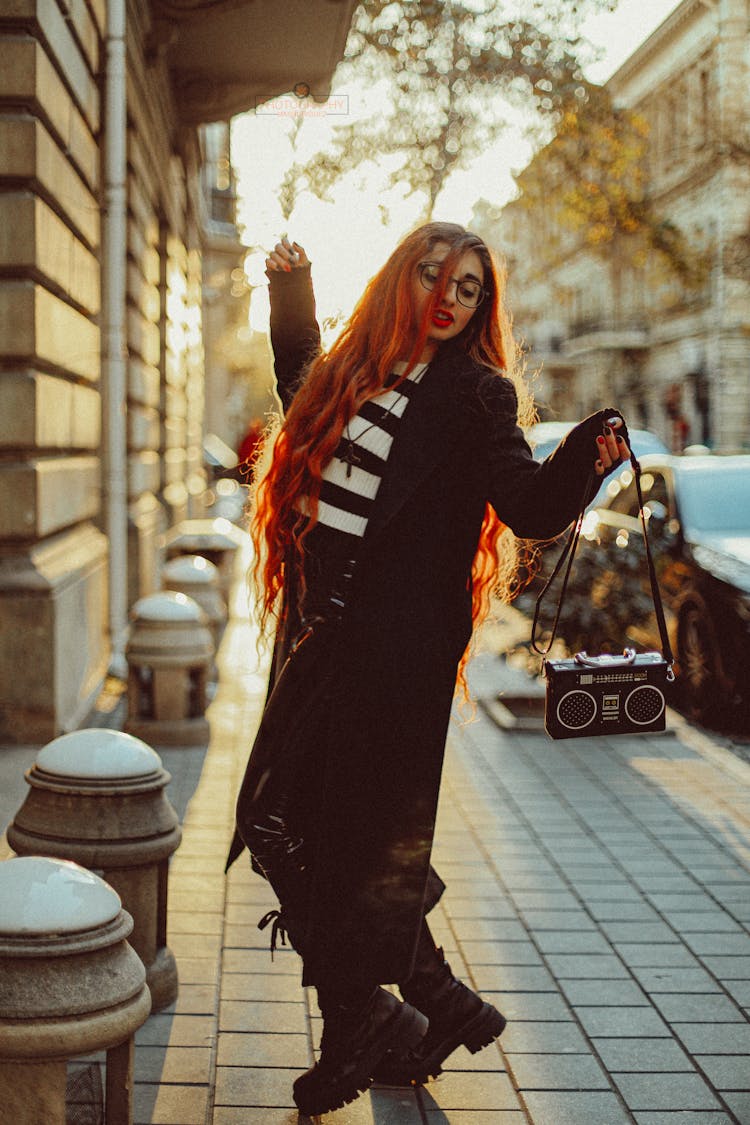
[265, 237, 310, 273]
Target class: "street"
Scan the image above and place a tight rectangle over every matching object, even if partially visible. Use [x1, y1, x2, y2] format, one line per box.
[2, 586, 749, 1123]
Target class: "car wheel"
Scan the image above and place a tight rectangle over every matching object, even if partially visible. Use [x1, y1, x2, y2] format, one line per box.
[677, 602, 726, 725]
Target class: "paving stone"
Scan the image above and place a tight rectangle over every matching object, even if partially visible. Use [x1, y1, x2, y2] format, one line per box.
[218, 1000, 308, 1034]
[160, 984, 217, 1015]
[575, 884, 645, 902]
[650, 993, 745, 1023]
[612, 1072, 722, 1111]
[592, 1037, 694, 1073]
[458, 920, 528, 942]
[473, 964, 557, 992]
[502, 875, 567, 892]
[615, 945, 701, 968]
[695, 1053, 750, 1090]
[543, 953, 630, 979]
[575, 1006, 670, 1038]
[700, 955, 750, 981]
[216, 1032, 311, 1068]
[453, 940, 533, 968]
[600, 921, 679, 944]
[493, 992, 572, 1022]
[168, 910, 224, 935]
[415, 1069, 522, 1110]
[561, 979, 649, 1007]
[521, 1089, 633, 1125]
[721, 980, 750, 1006]
[684, 933, 750, 956]
[719, 1091, 750, 1121]
[448, 898, 519, 919]
[220, 972, 303, 1002]
[222, 948, 302, 974]
[508, 1052, 611, 1090]
[631, 966, 721, 994]
[173, 955, 220, 983]
[672, 1022, 750, 1053]
[212, 1111, 303, 1124]
[132, 1082, 209, 1125]
[214, 1065, 297, 1107]
[533, 931, 613, 955]
[586, 901, 660, 923]
[633, 1113, 733, 1124]
[521, 910, 598, 931]
[501, 1019, 589, 1054]
[645, 894, 722, 912]
[660, 912, 744, 934]
[451, 917, 524, 942]
[509, 891, 581, 911]
[422, 1113, 525, 1123]
[135, 1045, 211, 1084]
[634, 876, 705, 894]
[135, 1014, 216, 1048]
[441, 1041, 508, 1072]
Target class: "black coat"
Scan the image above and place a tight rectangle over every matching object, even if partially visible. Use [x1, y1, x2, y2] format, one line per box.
[234, 265, 617, 988]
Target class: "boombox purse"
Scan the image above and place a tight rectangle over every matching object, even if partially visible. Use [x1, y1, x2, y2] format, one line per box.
[531, 443, 675, 740]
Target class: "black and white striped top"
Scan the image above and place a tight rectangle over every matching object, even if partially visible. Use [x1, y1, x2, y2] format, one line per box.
[299, 361, 429, 539]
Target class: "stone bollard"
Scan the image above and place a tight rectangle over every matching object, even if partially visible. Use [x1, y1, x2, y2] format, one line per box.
[162, 553, 227, 655]
[163, 517, 248, 601]
[125, 591, 213, 745]
[0, 856, 151, 1125]
[7, 729, 181, 1011]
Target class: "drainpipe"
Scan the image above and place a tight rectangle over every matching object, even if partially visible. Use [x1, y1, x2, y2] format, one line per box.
[101, 0, 129, 677]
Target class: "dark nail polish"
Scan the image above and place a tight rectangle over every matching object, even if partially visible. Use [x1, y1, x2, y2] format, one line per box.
[604, 426, 612, 436]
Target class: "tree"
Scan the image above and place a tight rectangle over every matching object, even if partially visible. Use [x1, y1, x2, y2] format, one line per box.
[514, 84, 709, 287]
[281, 0, 618, 219]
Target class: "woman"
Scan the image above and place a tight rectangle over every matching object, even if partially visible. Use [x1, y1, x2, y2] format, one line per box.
[227, 222, 629, 1117]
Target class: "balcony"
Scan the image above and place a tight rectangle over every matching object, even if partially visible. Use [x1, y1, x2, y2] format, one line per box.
[564, 317, 649, 357]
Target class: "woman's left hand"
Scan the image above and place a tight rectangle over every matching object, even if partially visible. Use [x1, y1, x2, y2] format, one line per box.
[594, 415, 631, 476]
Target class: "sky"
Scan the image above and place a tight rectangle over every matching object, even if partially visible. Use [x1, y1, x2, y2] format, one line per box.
[232, 0, 683, 331]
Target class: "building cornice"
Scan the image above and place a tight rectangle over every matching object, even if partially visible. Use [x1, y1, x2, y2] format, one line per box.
[607, 0, 717, 93]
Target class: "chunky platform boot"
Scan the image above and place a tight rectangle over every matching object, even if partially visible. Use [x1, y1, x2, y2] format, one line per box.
[293, 986, 428, 1117]
[373, 929, 506, 1086]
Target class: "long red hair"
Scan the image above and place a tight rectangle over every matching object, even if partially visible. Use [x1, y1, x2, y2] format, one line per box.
[250, 222, 534, 693]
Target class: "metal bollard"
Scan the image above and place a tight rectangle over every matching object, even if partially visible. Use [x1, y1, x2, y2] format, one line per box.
[0, 856, 150, 1125]
[125, 591, 213, 745]
[7, 728, 181, 1011]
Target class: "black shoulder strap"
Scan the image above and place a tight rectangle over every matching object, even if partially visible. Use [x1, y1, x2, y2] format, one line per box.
[531, 456, 675, 672]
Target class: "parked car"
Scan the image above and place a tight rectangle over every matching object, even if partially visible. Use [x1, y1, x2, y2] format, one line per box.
[571, 454, 750, 730]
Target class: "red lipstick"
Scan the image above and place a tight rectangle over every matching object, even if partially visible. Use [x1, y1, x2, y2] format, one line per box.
[432, 309, 454, 328]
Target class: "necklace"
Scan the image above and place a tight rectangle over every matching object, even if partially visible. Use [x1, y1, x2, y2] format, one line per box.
[340, 364, 428, 479]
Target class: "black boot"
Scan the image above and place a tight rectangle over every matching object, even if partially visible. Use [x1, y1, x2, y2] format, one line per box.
[293, 986, 428, 1117]
[373, 924, 506, 1086]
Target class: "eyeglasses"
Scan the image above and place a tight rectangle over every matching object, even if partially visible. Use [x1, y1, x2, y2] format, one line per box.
[417, 261, 485, 309]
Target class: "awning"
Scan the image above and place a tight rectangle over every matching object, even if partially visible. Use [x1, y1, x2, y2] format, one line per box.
[148, 0, 358, 124]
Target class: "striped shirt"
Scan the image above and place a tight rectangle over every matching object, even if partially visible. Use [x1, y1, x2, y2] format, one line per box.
[299, 361, 429, 539]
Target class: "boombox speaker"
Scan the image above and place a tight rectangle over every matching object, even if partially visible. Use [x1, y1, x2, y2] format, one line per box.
[544, 650, 669, 739]
[530, 422, 676, 741]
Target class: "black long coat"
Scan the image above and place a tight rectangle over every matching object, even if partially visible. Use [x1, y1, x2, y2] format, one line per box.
[233, 265, 615, 988]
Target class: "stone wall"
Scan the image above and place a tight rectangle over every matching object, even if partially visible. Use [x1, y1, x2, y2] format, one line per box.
[0, 0, 206, 743]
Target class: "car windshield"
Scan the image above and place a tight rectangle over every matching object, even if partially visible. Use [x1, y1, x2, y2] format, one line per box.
[679, 464, 750, 534]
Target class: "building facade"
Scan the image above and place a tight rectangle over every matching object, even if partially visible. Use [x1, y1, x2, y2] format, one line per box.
[474, 0, 750, 454]
[0, 0, 356, 744]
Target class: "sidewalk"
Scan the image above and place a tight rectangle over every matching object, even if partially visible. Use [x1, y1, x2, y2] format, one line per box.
[2, 584, 750, 1124]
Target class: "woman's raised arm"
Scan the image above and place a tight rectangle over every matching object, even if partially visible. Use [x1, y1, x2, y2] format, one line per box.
[265, 238, 321, 412]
